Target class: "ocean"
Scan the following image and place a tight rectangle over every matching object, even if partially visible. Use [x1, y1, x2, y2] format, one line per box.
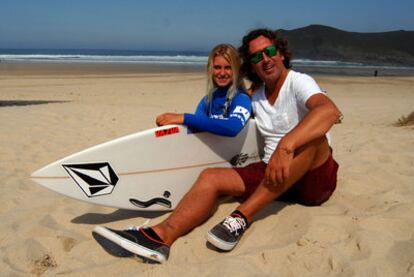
[0, 49, 208, 65]
[1, 49, 413, 75]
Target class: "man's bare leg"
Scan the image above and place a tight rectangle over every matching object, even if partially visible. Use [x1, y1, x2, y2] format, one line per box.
[152, 167, 246, 245]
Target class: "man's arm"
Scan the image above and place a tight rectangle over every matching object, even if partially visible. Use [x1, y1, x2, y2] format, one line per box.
[279, 93, 341, 152]
[265, 93, 341, 185]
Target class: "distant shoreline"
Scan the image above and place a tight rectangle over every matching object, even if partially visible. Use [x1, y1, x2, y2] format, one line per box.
[294, 65, 414, 76]
[1, 62, 414, 77]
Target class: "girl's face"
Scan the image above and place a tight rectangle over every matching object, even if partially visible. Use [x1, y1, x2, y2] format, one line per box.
[212, 55, 233, 87]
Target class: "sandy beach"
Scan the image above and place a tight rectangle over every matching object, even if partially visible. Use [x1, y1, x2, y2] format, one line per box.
[1, 63, 413, 276]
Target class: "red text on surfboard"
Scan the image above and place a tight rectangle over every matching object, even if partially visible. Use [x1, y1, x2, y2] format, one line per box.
[155, 127, 180, 138]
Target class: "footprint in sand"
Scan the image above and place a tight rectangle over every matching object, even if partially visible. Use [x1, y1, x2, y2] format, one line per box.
[57, 235, 78, 252]
[31, 254, 57, 276]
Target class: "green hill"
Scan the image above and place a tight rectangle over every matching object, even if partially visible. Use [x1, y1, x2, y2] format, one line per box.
[276, 25, 414, 66]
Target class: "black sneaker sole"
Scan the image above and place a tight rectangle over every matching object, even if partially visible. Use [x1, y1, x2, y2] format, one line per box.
[92, 231, 135, 257]
[92, 226, 167, 263]
[206, 229, 238, 251]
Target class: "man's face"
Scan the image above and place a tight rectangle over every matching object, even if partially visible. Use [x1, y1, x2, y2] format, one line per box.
[248, 35, 286, 84]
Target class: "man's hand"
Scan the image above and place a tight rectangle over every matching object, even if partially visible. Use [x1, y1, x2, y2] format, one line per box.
[156, 113, 184, 126]
[264, 145, 294, 188]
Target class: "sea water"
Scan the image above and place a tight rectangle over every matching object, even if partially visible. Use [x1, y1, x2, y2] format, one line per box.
[0, 49, 208, 65]
[1, 49, 413, 75]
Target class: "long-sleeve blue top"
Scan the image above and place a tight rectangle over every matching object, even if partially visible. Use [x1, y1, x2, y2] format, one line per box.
[183, 87, 252, 137]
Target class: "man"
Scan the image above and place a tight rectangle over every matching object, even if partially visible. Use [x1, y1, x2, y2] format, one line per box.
[92, 28, 341, 263]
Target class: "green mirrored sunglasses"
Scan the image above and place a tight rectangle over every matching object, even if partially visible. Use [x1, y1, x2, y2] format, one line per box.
[250, 45, 278, 64]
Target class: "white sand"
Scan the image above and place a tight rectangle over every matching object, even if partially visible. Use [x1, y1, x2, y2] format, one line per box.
[1, 66, 413, 276]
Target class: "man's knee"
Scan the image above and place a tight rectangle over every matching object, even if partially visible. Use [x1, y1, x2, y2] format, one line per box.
[198, 168, 219, 181]
[295, 136, 330, 170]
[194, 168, 222, 191]
[195, 167, 244, 196]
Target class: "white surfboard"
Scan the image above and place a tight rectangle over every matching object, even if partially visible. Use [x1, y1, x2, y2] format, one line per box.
[31, 120, 263, 211]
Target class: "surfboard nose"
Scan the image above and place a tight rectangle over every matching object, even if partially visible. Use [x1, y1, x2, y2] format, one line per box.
[30, 163, 68, 188]
[31, 166, 46, 179]
[30, 166, 50, 188]
[31, 161, 66, 178]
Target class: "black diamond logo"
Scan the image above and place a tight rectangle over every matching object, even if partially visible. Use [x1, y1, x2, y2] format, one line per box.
[62, 162, 119, 197]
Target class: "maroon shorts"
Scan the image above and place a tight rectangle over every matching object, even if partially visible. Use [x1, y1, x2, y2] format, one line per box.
[234, 154, 339, 206]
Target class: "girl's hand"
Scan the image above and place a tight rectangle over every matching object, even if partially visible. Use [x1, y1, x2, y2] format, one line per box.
[156, 113, 184, 126]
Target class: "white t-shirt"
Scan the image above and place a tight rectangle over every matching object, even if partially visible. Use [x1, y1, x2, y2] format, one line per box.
[252, 70, 327, 163]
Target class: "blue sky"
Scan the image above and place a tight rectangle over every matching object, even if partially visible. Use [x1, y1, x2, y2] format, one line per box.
[1, 0, 413, 51]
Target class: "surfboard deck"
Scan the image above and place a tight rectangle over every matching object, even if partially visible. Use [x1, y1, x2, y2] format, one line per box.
[31, 120, 263, 211]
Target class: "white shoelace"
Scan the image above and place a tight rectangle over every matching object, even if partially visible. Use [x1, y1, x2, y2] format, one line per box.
[127, 219, 151, 231]
[222, 216, 246, 235]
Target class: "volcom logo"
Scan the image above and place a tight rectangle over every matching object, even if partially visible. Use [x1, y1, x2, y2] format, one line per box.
[230, 153, 249, 166]
[62, 162, 119, 197]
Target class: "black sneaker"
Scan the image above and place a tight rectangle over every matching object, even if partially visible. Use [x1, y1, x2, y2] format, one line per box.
[92, 227, 135, 258]
[92, 226, 170, 263]
[206, 215, 247, 251]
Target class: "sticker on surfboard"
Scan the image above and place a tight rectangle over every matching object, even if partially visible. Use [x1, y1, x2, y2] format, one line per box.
[155, 126, 180, 138]
[62, 162, 119, 197]
[129, 190, 172, 209]
[230, 153, 250, 166]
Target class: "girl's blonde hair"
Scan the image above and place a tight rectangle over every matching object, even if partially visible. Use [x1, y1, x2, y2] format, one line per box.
[205, 44, 245, 116]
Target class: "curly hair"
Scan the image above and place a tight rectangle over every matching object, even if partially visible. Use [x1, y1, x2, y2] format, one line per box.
[239, 28, 292, 83]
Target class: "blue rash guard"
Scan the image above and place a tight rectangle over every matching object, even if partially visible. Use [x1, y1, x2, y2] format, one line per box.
[183, 87, 252, 137]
